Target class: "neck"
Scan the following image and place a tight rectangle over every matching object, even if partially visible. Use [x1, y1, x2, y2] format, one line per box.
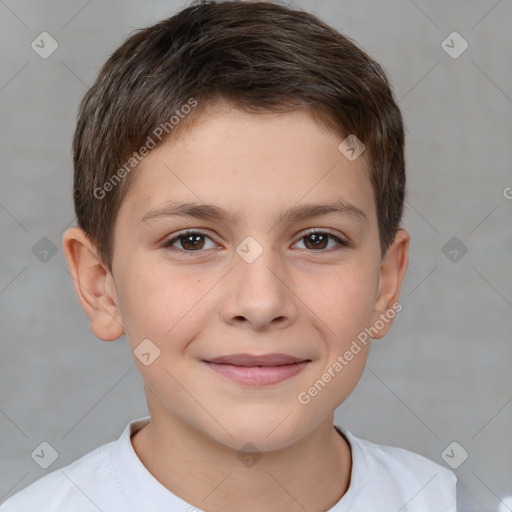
[131, 393, 351, 512]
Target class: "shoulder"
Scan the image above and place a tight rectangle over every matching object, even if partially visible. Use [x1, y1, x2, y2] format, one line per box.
[336, 426, 458, 511]
[350, 430, 456, 484]
[0, 440, 123, 512]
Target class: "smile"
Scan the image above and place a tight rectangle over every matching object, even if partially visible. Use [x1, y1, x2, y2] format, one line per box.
[202, 354, 311, 386]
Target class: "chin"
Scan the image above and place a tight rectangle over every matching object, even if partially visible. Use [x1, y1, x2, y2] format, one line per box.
[202, 415, 310, 453]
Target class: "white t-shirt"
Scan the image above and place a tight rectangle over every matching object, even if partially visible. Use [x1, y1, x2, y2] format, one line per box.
[0, 416, 459, 511]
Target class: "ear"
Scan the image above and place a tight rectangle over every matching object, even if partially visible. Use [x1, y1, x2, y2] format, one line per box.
[62, 227, 125, 341]
[370, 229, 410, 339]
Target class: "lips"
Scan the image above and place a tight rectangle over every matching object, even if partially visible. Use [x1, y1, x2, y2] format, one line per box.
[202, 353, 311, 386]
[203, 353, 310, 366]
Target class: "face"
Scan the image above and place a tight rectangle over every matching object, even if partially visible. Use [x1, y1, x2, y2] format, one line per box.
[108, 103, 393, 451]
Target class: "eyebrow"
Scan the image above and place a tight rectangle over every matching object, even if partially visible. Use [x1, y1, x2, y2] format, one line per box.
[140, 198, 369, 225]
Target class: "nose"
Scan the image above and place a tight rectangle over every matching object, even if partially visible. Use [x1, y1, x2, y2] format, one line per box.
[220, 242, 299, 331]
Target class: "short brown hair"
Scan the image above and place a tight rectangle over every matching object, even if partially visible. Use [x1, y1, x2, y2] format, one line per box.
[72, 0, 405, 270]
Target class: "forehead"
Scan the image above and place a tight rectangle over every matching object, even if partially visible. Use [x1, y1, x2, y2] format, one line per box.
[118, 104, 376, 228]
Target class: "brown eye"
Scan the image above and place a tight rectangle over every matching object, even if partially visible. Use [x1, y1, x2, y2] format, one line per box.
[303, 232, 329, 250]
[163, 231, 215, 251]
[295, 230, 349, 251]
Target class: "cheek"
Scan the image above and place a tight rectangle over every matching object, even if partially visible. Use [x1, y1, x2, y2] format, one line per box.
[304, 262, 379, 345]
[296, 269, 375, 410]
[116, 258, 208, 342]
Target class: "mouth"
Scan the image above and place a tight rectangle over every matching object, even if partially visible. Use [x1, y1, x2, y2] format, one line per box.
[202, 353, 312, 386]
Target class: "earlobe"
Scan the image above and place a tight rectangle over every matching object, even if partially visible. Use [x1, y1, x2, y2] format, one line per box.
[62, 227, 125, 341]
[371, 229, 410, 339]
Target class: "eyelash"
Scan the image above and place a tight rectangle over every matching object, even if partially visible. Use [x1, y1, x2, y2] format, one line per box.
[162, 229, 351, 254]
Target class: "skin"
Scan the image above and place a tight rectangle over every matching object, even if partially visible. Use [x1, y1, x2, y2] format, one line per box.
[63, 102, 409, 512]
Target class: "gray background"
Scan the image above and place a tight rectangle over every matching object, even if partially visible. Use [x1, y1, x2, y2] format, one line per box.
[1, 0, 511, 510]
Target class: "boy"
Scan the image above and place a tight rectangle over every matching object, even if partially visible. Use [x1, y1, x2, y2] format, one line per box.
[1, 1, 466, 510]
